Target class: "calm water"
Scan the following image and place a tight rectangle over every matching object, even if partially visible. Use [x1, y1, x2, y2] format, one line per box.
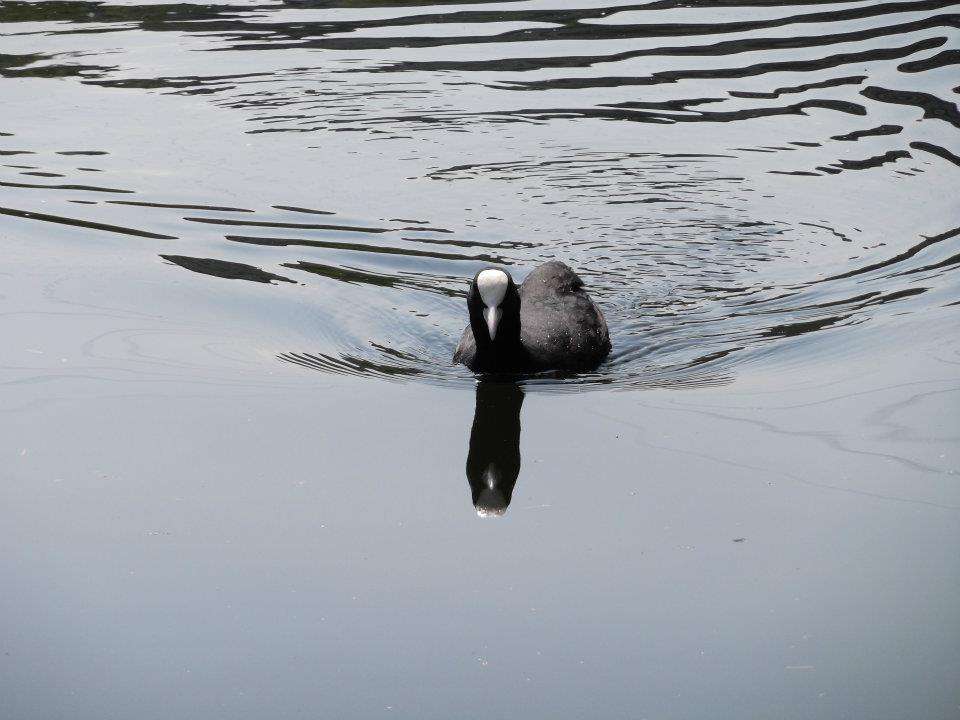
[2, 1, 959, 717]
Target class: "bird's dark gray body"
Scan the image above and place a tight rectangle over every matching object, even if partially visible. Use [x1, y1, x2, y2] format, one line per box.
[453, 261, 611, 374]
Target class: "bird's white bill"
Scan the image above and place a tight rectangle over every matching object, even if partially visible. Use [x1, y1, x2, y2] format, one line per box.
[483, 306, 502, 340]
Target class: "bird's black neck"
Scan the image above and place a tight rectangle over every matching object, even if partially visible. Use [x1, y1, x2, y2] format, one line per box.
[470, 306, 523, 373]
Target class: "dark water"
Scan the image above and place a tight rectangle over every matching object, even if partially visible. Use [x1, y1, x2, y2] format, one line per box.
[2, 1, 959, 718]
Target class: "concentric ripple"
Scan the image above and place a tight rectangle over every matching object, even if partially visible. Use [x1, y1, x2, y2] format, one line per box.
[1, 0, 957, 391]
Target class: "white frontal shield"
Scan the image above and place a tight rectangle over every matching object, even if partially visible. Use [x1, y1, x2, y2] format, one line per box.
[476, 269, 509, 341]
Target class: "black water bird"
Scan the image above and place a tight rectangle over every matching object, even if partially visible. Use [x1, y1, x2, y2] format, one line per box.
[466, 381, 524, 516]
[453, 261, 611, 374]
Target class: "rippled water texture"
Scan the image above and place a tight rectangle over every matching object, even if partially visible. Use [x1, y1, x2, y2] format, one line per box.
[2, 0, 958, 388]
[2, 3, 960, 718]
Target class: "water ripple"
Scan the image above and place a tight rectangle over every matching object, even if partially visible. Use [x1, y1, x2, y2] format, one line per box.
[1, 0, 957, 390]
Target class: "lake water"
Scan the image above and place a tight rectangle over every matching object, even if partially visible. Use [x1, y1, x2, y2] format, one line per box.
[2, 1, 959, 717]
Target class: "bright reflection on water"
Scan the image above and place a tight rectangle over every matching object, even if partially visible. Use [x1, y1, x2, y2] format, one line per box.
[1, 0, 958, 390]
[1, 1, 958, 718]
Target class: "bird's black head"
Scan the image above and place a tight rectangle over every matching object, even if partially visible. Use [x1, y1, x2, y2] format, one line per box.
[466, 268, 521, 353]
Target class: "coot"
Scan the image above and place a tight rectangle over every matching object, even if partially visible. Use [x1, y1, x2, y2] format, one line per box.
[453, 261, 611, 373]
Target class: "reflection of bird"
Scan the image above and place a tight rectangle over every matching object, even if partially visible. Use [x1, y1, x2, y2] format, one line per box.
[466, 382, 524, 516]
[453, 261, 611, 374]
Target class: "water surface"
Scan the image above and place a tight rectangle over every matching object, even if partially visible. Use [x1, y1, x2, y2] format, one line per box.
[2, 1, 959, 718]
